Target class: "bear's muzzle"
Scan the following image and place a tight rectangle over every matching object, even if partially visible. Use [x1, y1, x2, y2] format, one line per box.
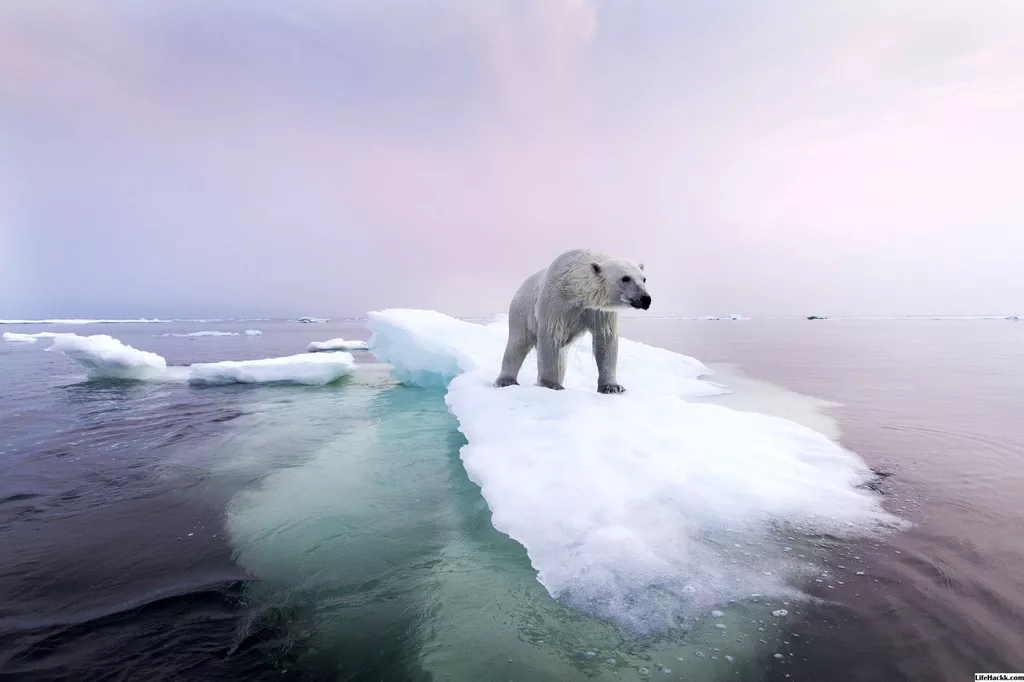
[631, 294, 652, 310]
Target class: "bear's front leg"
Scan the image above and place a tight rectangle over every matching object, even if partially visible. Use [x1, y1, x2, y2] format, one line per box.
[536, 333, 566, 390]
[591, 311, 626, 395]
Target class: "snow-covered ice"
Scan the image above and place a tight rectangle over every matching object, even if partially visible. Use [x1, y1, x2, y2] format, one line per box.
[367, 309, 724, 397]
[189, 353, 356, 386]
[245, 329, 263, 336]
[297, 316, 328, 324]
[42, 334, 356, 386]
[47, 334, 171, 381]
[367, 308, 903, 635]
[307, 337, 370, 352]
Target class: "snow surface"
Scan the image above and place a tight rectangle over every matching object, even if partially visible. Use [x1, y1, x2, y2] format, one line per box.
[47, 334, 170, 381]
[3, 331, 68, 343]
[367, 308, 902, 635]
[43, 334, 356, 385]
[307, 337, 370, 352]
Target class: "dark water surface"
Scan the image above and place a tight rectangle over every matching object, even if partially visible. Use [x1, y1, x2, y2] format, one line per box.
[1, 318, 1022, 681]
[626, 318, 1024, 681]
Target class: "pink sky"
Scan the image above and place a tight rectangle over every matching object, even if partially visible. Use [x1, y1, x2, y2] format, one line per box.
[1, 0, 1022, 317]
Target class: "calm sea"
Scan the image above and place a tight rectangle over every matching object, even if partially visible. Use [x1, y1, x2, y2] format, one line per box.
[1, 318, 1021, 681]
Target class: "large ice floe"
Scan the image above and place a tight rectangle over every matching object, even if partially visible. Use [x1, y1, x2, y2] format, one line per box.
[367, 309, 903, 635]
[42, 334, 355, 385]
[307, 337, 370, 352]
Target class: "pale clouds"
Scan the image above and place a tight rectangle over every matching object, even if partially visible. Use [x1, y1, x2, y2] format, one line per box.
[1, 0, 1022, 318]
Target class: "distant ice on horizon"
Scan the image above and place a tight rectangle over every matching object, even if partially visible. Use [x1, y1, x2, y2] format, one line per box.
[155, 331, 239, 337]
[693, 314, 751, 321]
[0, 318, 167, 325]
[3, 331, 70, 343]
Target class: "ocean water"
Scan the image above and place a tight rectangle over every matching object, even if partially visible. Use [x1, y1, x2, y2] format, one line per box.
[1, 317, 1022, 681]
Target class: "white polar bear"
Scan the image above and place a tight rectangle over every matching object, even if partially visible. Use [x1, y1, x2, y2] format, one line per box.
[494, 248, 652, 394]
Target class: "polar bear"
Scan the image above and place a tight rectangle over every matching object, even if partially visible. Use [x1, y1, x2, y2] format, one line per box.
[493, 248, 652, 394]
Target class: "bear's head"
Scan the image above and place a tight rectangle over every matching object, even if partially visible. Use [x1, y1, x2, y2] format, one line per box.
[590, 258, 652, 311]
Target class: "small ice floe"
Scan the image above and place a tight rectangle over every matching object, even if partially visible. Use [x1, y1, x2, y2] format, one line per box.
[307, 337, 370, 352]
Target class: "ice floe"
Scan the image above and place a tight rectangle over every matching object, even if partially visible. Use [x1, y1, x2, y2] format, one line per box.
[308, 337, 370, 352]
[42, 334, 355, 386]
[366, 308, 903, 634]
[189, 354, 356, 386]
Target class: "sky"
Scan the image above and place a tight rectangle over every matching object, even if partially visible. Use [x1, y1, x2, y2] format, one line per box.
[1, 0, 1022, 318]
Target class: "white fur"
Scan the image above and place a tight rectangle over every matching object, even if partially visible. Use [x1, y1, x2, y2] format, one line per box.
[494, 249, 651, 393]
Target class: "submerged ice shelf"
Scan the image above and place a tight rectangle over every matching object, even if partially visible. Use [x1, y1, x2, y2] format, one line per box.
[367, 308, 903, 635]
[38, 334, 356, 385]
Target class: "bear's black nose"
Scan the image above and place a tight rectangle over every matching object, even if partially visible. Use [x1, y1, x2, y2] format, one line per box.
[637, 294, 652, 310]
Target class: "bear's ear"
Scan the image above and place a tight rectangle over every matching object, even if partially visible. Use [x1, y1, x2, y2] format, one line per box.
[637, 262, 644, 271]
[590, 262, 602, 275]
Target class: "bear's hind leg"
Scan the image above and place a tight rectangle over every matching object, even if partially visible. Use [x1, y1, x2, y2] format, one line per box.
[495, 330, 535, 388]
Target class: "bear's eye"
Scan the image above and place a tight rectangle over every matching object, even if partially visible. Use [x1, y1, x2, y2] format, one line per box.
[643, 277, 647, 283]
[621, 276, 632, 283]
